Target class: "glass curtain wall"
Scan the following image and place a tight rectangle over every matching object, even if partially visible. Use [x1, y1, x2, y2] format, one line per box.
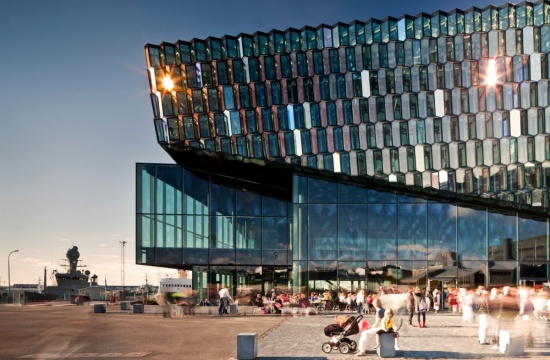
[291, 174, 549, 295]
[136, 164, 291, 303]
[137, 164, 548, 301]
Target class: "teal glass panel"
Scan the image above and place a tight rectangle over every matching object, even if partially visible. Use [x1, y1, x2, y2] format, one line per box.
[320, 76, 330, 100]
[208, 38, 223, 60]
[229, 111, 241, 135]
[283, 131, 296, 155]
[213, 113, 227, 136]
[223, 86, 235, 110]
[303, 77, 314, 102]
[312, 51, 323, 75]
[343, 100, 353, 124]
[317, 128, 328, 152]
[269, 30, 285, 54]
[240, 35, 254, 57]
[223, 36, 239, 59]
[260, 107, 273, 131]
[198, 114, 210, 137]
[262, 194, 288, 217]
[277, 106, 289, 129]
[367, 203, 397, 260]
[283, 79, 298, 104]
[285, 28, 301, 52]
[245, 110, 257, 133]
[296, 52, 308, 76]
[248, 58, 260, 82]
[232, 59, 245, 83]
[239, 85, 251, 108]
[271, 81, 282, 105]
[310, 102, 321, 127]
[332, 127, 344, 151]
[359, 98, 369, 123]
[254, 32, 269, 56]
[254, 83, 266, 107]
[235, 136, 248, 156]
[264, 56, 276, 80]
[137, 164, 156, 214]
[177, 42, 193, 63]
[280, 54, 292, 78]
[267, 132, 279, 157]
[193, 40, 207, 62]
[216, 61, 229, 85]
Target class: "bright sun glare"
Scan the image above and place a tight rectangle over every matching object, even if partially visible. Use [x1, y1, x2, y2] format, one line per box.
[162, 76, 174, 91]
[485, 59, 497, 86]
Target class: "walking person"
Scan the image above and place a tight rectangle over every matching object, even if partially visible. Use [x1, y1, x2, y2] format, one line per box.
[406, 286, 415, 325]
[433, 288, 441, 313]
[356, 289, 365, 315]
[488, 287, 501, 345]
[414, 286, 428, 327]
[425, 287, 433, 310]
[475, 287, 490, 345]
[218, 285, 231, 315]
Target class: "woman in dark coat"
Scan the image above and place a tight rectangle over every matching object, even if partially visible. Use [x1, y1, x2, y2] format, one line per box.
[414, 286, 428, 328]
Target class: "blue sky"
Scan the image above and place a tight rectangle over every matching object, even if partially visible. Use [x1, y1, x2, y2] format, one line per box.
[0, 0, 497, 287]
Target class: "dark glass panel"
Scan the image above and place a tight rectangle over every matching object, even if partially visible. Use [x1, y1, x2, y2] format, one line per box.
[457, 206, 487, 261]
[308, 177, 338, 204]
[518, 216, 548, 261]
[262, 217, 289, 250]
[338, 204, 367, 260]
[235, 217, 261, 250]
[397, 204, 428, 261]
[210, 215, 235, 250]
[427, 203, 457, 262]
[235, 181, 261, 216]
[210, 249, 236, 264]
[262, 194, 288, 217]
[367, 189, 396, 203]
[210, 176, 235, 216]
[308, 205, 338, 260]
[367, 204, 397, 260]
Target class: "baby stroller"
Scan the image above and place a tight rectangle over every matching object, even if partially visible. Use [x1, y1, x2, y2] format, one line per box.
[321, 314, 363, 354]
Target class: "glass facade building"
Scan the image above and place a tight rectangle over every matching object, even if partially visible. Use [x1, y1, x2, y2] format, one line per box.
[141, 1, 550, 302]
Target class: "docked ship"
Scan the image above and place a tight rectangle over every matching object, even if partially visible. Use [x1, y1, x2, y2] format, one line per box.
[43, 246, 98, 300]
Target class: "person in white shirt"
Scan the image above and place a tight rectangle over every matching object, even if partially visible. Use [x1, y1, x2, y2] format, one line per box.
[218, 286, 231, 315]
[356, 290, 365, 315]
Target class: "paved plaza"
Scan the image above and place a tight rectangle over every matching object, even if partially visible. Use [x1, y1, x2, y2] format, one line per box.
[232, 309, 550, 360]
[1, 303, 550, 360]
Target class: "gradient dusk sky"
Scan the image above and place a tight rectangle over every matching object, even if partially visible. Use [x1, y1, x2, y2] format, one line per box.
[0, 0, 497, 286]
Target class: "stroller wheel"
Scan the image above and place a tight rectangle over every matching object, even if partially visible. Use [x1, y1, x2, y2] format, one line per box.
[349, 340, 357, 351]
[322, 342, 332, 353]
[339, 342, 351, 354]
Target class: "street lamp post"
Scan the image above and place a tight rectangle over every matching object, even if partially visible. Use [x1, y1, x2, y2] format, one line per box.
[8, 250, 19, 303]
[119, 241, 127, 300]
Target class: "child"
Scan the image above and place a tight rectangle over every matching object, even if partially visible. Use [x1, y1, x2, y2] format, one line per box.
[373, 308, 399, 351]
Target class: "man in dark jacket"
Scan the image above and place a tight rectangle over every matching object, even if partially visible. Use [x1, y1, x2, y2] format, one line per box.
[406, 286, 415, 325]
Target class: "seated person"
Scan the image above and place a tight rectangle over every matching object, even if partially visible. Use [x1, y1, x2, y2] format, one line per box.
[254, 293, 264, 307]
[273, 295, 284, 313]
[373, 308, 399, 351]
